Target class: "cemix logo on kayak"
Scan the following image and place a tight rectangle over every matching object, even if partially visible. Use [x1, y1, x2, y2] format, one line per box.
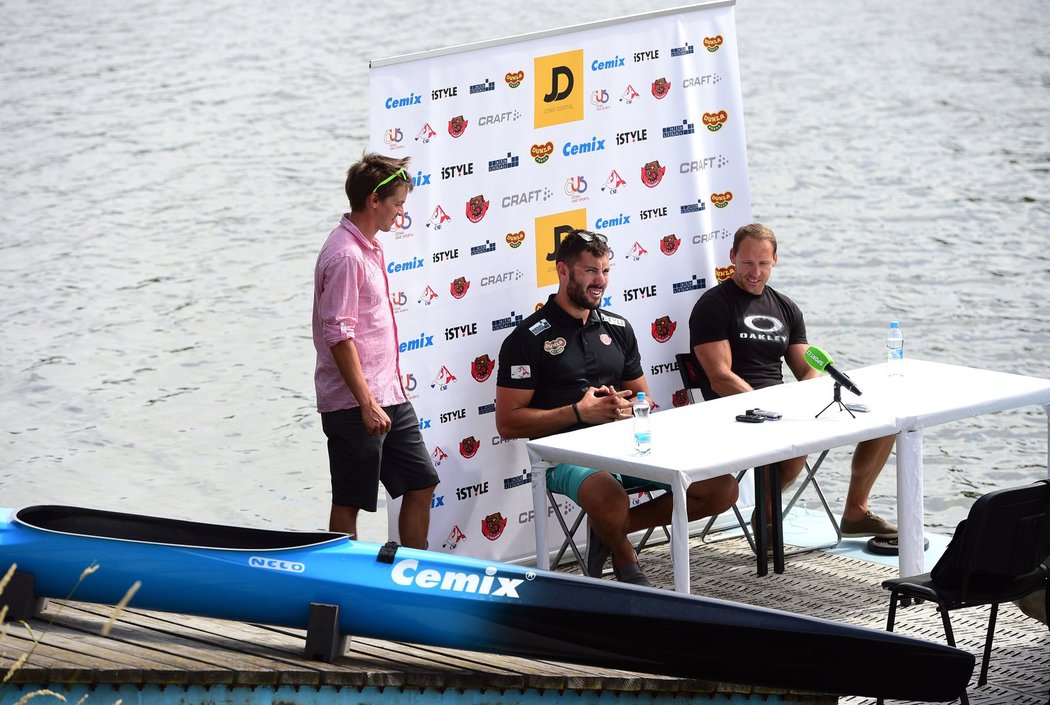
[390, 559, 528, 599]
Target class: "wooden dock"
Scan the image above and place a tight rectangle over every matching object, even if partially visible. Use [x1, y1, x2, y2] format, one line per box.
[2, 532, 1047, 705]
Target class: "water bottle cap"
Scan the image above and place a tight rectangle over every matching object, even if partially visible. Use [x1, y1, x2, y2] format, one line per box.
[890, 321, 899, 328]
[636, 392, 646, 401]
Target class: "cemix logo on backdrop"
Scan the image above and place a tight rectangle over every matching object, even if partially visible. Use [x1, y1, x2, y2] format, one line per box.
[534, 209, 587, 287]
[534, 50, 584, 129]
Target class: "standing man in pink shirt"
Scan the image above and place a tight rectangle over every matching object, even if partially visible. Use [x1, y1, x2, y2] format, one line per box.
[312, 153, 439, 548]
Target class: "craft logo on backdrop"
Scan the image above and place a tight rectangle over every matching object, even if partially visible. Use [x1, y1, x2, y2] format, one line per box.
[533, 50, 584, 129]
[533, 209, 587, 288]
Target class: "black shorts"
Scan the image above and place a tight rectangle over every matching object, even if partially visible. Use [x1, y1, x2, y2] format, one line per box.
[321, 402, 440, 512]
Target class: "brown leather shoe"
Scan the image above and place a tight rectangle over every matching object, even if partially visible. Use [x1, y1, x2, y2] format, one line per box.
[840, 510, 898, 538]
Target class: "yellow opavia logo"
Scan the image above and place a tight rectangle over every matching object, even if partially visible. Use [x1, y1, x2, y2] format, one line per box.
[534, 50, 584, 129]
[703, 110, 728, 132]
[711, 191, 733, 208]
[704, 36, 723, 52]
[534, 209, 587, 288]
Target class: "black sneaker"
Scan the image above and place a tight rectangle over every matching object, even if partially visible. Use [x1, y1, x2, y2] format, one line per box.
[586, 525, 612, 578]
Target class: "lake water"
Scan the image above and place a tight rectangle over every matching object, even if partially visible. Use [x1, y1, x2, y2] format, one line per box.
[2, 0, 1047, 542]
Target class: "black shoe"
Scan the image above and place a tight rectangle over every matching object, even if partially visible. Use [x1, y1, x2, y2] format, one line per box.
[613, 562, 653, 587]
[586, 526, 612, 578]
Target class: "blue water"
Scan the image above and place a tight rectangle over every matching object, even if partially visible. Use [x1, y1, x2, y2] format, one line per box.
[1, 0, 1047, 541]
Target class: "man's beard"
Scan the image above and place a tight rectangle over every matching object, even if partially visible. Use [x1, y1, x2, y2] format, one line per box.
[567, 270, 600, 310]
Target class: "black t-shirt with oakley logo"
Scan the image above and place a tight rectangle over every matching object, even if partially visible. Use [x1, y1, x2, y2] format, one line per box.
[497, 295, 644, 435]
[688, 279, 807, 400]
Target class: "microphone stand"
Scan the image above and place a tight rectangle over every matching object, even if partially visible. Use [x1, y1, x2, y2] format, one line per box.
[815, 382, 855, 419]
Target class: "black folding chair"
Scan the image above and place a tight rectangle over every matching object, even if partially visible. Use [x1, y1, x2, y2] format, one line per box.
[880, 480, 1050, 705]
[547, 481, 670, 577]
[674, 352, 840, 555]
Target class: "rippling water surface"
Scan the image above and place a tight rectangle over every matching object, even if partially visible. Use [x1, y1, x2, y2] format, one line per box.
[2, 0, 1047, 541]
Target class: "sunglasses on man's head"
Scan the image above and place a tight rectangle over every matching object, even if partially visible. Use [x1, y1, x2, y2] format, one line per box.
[571, 229, 607, 244]
[372, 167, 409, 193]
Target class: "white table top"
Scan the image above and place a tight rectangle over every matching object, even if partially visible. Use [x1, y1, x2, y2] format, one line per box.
[527, 359, 1050, 484]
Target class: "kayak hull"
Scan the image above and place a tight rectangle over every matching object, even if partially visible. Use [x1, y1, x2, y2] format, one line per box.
[0, 505, 973, 700]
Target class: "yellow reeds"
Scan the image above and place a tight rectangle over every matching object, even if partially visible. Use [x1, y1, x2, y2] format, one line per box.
[100, 581, 140, 637]
[12, 688, 66, 705]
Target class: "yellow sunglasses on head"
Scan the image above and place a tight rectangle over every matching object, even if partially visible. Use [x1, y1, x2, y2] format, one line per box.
[372, 167, 409, 193]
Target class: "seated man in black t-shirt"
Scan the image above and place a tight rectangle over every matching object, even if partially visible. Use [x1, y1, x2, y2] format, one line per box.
[689, 223, 897, 540]
[496, 229, 738, 587]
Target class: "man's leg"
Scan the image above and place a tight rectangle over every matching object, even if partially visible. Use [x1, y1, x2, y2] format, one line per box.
[322, 408, 382, 539]
[840, 435, 897, 537]
[329, 504, 359, 537]
[625, 475, 739, 531]
[380, 403, 441, 549]
[398, 484, 436, 549]
[843, 436, 894, 519]
[576, 471, 635, 569]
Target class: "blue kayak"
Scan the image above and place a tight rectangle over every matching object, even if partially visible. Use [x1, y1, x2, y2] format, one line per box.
[0, 505, 973, 700]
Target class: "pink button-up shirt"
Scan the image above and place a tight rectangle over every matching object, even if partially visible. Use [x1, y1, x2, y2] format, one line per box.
[313, 216, 405, 413]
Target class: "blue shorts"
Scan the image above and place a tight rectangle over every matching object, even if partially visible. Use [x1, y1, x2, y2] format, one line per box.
[546, 463, 670, 505]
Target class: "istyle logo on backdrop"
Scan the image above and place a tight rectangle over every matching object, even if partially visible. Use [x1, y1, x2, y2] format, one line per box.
[534, 50, 584, 128]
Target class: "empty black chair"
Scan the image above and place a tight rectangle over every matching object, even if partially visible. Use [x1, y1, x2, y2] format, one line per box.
[881, 480, 1050, 704]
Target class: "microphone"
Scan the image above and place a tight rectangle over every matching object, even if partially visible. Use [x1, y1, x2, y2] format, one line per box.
[804, 346, 862, 396]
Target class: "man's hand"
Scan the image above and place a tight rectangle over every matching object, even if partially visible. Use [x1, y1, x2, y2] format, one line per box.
[578, 385, 634, 424]
[361, 400, 392, 436]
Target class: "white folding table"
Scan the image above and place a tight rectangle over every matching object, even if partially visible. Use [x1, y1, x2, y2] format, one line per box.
[527, 359, 1050, 593]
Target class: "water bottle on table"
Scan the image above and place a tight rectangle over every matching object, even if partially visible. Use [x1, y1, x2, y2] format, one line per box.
[886, 321, 904, 375]
[633, 392, 651, 455]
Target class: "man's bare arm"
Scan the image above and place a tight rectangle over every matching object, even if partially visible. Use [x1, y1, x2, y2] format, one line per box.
[693, 340, 752, 397]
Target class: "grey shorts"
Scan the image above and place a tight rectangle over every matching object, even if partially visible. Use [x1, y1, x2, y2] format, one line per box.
[321, 402, 439, 512]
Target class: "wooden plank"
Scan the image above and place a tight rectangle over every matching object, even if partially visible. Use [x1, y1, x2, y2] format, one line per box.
[45, 602, 323, 687]
[0, 625, 143, 684]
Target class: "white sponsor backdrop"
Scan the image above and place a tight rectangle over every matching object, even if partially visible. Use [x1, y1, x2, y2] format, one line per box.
[369, 1, 753, 562]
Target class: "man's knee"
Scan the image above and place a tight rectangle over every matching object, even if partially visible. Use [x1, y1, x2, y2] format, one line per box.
[720, 476, 740, 508]
[577, 472, 629, 518]
[698, 475, 738, 511]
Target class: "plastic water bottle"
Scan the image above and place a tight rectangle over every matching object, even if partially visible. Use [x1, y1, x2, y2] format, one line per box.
[633, 392, 651, 455]
[886, 321, 905, 371]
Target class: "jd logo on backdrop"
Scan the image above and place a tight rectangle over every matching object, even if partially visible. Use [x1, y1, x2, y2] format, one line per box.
[534, 50, 584, 128]
[534, 209, 587, 287]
